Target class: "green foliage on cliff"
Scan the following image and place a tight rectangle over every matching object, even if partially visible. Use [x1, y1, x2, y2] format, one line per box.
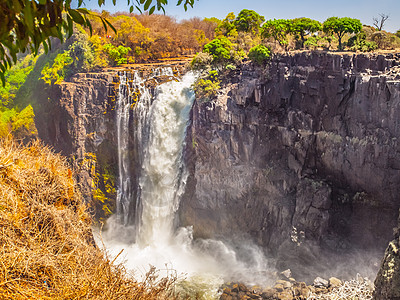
[248, 44, 271, 65]
[0, 54, 39, 108]
[0, 105, 37, 138]
[347, 32, 378, 52]
[323, 17, 363, 50]
[193, 70, 221, 100]
[103, 44, 132, 66]
[291, 18, 322, 48]
[41, 52, 74, 85]
[261, 19, 292, 48]
[203, 38, 233, 64]
[234, 9, 265, 35]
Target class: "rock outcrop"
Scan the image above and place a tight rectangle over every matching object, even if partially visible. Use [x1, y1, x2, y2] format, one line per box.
[181, 52, 400, 280]
[374, 210, 400, 299]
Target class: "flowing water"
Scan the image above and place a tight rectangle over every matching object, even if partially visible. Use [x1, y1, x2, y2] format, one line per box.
[103, 69, 274, 298]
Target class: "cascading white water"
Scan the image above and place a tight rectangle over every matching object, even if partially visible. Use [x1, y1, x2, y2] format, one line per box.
[135, 71, 192, 247]
[115, 72, 132, 225]
[104, 69, 274, 298]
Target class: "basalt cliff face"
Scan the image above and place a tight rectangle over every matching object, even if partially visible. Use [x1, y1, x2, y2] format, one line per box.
[34, 53, 400, 282]
[181, 52, 400, 279]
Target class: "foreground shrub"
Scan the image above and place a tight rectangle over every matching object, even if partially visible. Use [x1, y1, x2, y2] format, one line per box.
[0, 139, 177, 299]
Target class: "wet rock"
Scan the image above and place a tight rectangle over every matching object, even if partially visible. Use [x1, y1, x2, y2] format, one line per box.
[313, 276, 329, 288]
[279, 269, 291, 279]
[328, 277, 342, 288]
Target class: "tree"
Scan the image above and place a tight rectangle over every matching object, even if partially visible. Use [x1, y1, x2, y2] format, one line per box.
[203, 37, 232, 64]
[323, 17, 362, 50]
[373, 14, 389, 31]
[0, 0, 196, 85]
[215, 12, 236, 36]
[261, 19, 291, 49]
[234, 9, 265, 35]
[291, 18, 322, 49]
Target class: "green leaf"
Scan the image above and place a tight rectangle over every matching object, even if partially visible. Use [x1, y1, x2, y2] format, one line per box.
[129, 6, 134, 13]
[104, 18, 116, 34]
[135, 5, 143, 13]
[23, 2, 34, 31]
[101, 18, 108, 33]
[149, 5, 155, 14]
[77, 8, 90, 14]
[86, 18, 93, 35]
[42, 39, 49, 53]
[0, 71, 5, 87]
[68, 9, 85, 25]
[144, 0, 152, 10]
[67, 16, 74, 38]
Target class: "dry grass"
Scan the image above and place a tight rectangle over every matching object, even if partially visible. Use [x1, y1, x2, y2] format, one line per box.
[0, 138, 177, 299]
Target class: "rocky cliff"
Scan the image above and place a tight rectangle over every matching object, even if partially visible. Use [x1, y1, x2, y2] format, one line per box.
[180, 52, 400, 280]
[374, 209, 400, 299]
[34, 62, 188, 220]
[34, 52, 400, 282]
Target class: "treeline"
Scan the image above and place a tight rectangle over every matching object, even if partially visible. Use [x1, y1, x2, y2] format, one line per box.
[190, 10, 400, 100]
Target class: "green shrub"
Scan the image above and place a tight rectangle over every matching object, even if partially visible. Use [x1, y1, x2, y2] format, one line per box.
[248, 44, 271, 65]
[0, 105, 36, 138]
[103, 44, 131, 66]
[347, 32, 378, 52]
[41, 51, 73, 85]
[0, 54, 38, 108]
[203, 38, 232, 64]
[193, 70, 221, 100]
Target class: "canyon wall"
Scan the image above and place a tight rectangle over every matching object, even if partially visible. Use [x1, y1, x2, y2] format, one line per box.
[33, 53, 400, 281]
[180, 52, 400, 279]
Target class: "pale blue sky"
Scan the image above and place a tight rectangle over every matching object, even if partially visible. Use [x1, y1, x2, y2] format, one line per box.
[82, 0, 400, 33]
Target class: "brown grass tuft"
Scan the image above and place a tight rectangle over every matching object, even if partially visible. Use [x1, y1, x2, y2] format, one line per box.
[0, 138, 177, 299]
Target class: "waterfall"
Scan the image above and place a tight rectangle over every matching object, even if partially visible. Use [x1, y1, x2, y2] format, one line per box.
[105, 68, 273, 295]
[116, 71, 153, 226]
[135, 72, 193, 246]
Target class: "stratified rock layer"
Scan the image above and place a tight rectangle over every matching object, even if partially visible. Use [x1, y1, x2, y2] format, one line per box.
[181, 52, 400, 279]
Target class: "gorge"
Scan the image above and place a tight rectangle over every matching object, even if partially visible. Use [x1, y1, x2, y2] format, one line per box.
[33, 52, 400, 296]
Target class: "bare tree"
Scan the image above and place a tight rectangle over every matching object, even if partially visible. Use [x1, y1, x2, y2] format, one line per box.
[373, 13, 389, 31]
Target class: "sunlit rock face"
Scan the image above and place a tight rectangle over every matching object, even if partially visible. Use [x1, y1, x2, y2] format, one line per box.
[181, 52, 400, 279]
[374, 210, 400, 300]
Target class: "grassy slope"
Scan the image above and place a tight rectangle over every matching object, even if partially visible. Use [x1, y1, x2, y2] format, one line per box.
[0, 138, 176, 299]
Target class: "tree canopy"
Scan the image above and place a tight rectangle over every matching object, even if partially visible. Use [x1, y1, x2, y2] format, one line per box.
[0, 0, 196, 84]
[323, 17, 362, 50]
[291, 18, 322, 48]
[261, 19, 291, 48]
[234, 9, 265, 35]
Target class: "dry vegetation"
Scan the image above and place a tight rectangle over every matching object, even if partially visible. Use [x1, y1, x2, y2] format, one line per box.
[0, 138, 177, 299]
